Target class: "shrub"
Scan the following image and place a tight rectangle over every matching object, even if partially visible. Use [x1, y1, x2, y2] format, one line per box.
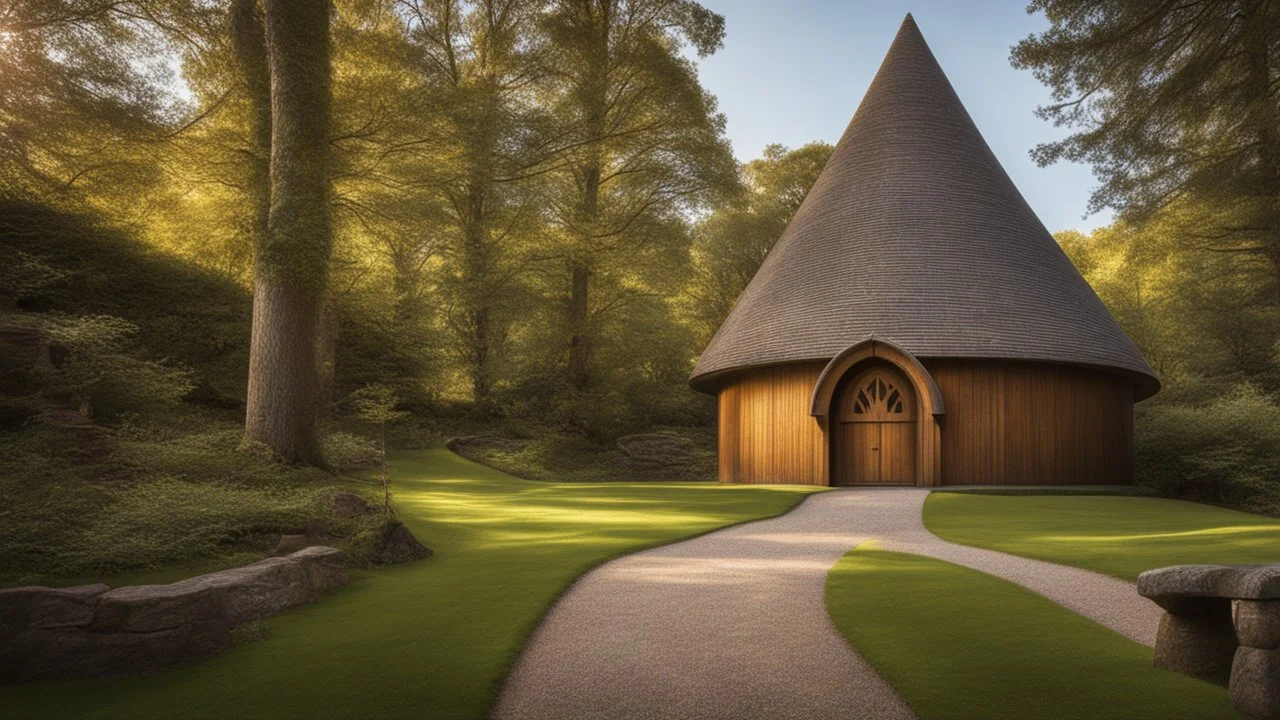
[0, 417, 354, 584]
[61, 476, 328, 575]
[322, 431, 380, 471]
[34, 313, 194, 418]
[1136, 384, 1280, 513]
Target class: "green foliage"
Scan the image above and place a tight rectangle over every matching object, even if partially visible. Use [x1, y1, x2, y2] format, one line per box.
[0, 418, 353, 584]
[450, 424, 716, 482]
[1058, 208, 1280, 387]
[0, 0, 202, 200]
[348, 383, 409, 426]
[65, 476, 326, 575]
[1136, 385, 1280, 513]
[1016, 1, 1280, 292]
[321, 431, 380, 472]
[35, 313, 194, 417]
[1, 201, 252, 404]
[686, 142, 833, 341]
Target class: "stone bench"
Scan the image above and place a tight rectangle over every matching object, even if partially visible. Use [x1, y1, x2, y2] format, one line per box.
[1137, 564, 1280, 719]
[0, 546, 347, 682]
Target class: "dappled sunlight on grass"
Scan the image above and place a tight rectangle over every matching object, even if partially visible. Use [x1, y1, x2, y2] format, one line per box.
[925, 493, 1280, 581]
[1041, 524, 1280, 543]
[826, 548, 1234, 720]
[2, 448, 820, 720]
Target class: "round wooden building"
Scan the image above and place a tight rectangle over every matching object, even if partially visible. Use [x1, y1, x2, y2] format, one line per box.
[690, 15, 1159, 487]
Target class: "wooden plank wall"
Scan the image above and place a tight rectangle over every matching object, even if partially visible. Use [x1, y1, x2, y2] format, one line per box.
[925, 360, 1135, 485]
[717, 363, 827, 485]
[717, 358, 1135, 486]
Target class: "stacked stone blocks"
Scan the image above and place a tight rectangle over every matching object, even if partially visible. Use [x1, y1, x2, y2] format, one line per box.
[1139, 564, 1280, 719]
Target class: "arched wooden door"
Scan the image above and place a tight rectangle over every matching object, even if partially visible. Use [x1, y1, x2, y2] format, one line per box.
[832, 367, 917, 485]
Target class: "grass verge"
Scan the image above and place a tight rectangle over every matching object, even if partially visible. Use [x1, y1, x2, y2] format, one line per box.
[923, 493, 1280, 581]
[825, 547, 1238, 720]
[2, 449, 819, 719]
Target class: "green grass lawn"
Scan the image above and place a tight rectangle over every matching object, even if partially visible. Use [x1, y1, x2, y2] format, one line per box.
[826, 547, 1240, 720]
[2, 449, 819, 720]
[924, 493, 1280, 581]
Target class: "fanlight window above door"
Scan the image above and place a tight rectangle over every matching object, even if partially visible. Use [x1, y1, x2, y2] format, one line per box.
[839, 369, 916, 422]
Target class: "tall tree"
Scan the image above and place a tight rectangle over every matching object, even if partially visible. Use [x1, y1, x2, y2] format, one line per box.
[401, 0, 548, 405]
[243, 0, 333, 463]
[1014, 0, 1280, 293]
[542, 0, 736, 392]
[0, 1, 205, 202]
[686, 142, 832, 339]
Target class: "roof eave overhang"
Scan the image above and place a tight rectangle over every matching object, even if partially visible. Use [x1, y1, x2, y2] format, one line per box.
[690, 355, 1160, 402]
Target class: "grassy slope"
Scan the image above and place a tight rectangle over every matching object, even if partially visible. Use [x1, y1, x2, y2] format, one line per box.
[924, 493, 1280, 581]
[3, 449, 819, 720]
[826, 548, 1239, 720]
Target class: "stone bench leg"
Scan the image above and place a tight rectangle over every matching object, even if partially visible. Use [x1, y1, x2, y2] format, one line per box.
[1233, 600, 1280, 719]
[1154, 599, 1236, 683]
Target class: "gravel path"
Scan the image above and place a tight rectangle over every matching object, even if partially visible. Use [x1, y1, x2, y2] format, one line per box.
[492, 489, 1163, 720]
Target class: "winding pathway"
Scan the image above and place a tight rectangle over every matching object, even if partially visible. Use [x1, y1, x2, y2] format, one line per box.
[492, 489, 1163, 720]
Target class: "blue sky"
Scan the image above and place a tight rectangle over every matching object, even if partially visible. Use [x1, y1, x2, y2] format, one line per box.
[693, 0, 1111, 233]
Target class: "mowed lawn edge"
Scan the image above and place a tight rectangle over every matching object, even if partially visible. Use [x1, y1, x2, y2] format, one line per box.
[1, 449, 822, 720]
[922, 493, 1280, 581]
[825, 547, 1239, 720]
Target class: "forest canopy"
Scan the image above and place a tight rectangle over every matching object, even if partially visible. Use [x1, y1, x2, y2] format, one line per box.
[2, 0, 1279, 515]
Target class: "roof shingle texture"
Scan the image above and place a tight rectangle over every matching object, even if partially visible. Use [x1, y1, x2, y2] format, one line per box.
[691, 15, 1159, 399]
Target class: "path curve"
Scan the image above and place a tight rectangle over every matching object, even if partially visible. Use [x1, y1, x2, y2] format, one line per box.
[492, 489, 1162, 720]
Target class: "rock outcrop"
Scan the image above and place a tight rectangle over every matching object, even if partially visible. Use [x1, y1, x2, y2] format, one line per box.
[375, 522, 433, 566]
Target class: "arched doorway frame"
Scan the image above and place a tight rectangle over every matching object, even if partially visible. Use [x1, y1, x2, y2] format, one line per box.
[810, 338, 945, 486]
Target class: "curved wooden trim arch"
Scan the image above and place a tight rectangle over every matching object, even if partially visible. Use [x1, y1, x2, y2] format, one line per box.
[811, 338, 945, 486]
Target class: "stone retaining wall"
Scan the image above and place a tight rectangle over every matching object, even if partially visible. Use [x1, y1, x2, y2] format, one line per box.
[0, 546, 347, 682]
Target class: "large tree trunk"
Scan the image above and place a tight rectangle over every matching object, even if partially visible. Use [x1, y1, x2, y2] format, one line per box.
[244, 0, 332, 464]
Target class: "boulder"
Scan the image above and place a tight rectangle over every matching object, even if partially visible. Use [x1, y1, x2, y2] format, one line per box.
[275, 534, 310, 555]
[1237, 600, 1280, 650]
[331, 491, 373, 518]
[93, 582, 223, 633]
[1139, 565, 1280, 611]
[1152, 608, 1238, 683]
[1231, 647, 1280, 719]
[376, 522, 433, 566]
[289, 546, 347, 594]
[0, 584, 107, 634]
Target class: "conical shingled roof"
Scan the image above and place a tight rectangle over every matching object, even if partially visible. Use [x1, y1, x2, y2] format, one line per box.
[691, 15, 1159, 400]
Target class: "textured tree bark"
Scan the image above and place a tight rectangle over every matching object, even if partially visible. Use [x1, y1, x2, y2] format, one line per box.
[243, 0, 331, 464]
